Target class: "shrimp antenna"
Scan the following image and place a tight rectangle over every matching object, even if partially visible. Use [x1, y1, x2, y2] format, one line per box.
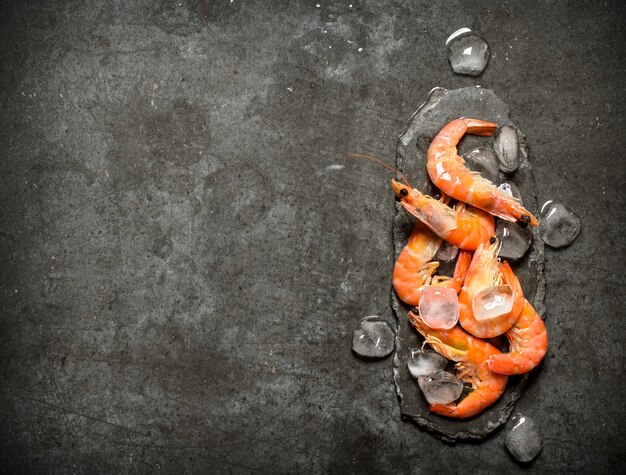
[346, 153, 411, 187]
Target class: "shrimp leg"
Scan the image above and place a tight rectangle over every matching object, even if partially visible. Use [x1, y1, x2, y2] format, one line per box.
[408, 311, 508, 419]
[393, 218, 472, 307]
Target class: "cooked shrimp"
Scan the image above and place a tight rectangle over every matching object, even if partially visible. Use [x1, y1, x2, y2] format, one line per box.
[487, 299, 548, 375]
[427, 118, 539, 226]
[393, 218, 472, 306]
[458, 241, 525, 338]
[392, 180, 495, 251]
[408, 310, 508, 419]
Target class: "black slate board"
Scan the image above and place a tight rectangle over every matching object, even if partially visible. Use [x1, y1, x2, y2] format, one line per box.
[392, 87, 545, 442]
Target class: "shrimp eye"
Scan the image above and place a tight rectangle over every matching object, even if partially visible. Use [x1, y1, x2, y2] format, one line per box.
[400, 188, 409, 197]
[394, 195, 401, 202]
[521, 214, 531, 223]
[433, 193, 441, 200]
[411, 307, 419, 314]
[489, 236, 497, 244]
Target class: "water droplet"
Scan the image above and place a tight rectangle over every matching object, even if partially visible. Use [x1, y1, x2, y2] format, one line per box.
[352, 316, 395, 358]
[418, 370, 464, 404]
[472, 285, 514, 321]
[540, 201, 581, 248]
[493, 126, 520, 173]
[447, 32, 490, 76]
[419, 287, 460, 329]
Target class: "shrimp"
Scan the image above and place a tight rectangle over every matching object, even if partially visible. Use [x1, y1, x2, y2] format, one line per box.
[486, 299, 548, 375]
[393, 218, 472, 306]
[458, 240, 525, 338]
[392, 179, 495, 251]
[427, 118, 539, 226]
[408, 310, 508, 419]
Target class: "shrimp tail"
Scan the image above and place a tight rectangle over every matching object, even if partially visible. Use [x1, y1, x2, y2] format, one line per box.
[463, 118, 498, 136]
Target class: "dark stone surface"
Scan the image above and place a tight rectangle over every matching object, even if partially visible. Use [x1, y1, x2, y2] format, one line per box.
[392, 87, 544, 441]
[0, 0, 624, 472]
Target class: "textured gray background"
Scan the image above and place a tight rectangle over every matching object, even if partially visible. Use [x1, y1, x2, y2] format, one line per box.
[0, 0, 624, 473]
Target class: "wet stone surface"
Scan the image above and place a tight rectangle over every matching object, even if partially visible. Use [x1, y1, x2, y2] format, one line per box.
[447, 31, 491, 77]
[462, 147, 500, 183]
[504, 413, 543, 463]
[394, 86, 545, 441]
[434, 240, 459, 263]
[540, 201, 582, 248]
[352, 316, 395, 358]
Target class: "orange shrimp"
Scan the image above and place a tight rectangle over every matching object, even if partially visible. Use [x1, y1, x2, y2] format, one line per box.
[427, 118, 539, 226]
[393, 219, 472, 306]
[392, 180, 495, 251]
[486, 299, 548, 375]
[408, 310, 508, 419]
[458, 241, 525, 338]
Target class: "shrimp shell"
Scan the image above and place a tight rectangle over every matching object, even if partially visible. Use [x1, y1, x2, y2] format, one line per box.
[427, 118, 539, 226]
[486, 299, 548, 375]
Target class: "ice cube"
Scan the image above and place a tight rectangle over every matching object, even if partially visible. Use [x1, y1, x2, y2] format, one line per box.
[434, 240, 458, 263]
[472, 285, 514, 321]
[495, 220, 532, 260]
[493, 126, 520, 173]
[504, 413, 543, 463]
[497, 181, 523, 204]
[418, 370, 464, 404]
[418, 286, 460, 329]
[352, 316, 394, 358]
[407, 348, 447, 378]
[447, 31, 490, 77]
[462, 147, 500, 183]
[540, 200, 581, 248]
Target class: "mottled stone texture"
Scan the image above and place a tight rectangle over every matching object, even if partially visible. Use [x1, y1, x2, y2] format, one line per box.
[0, 1, 624, 473]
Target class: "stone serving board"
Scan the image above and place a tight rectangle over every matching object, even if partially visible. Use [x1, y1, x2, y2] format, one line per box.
[392, 87, 545, 442]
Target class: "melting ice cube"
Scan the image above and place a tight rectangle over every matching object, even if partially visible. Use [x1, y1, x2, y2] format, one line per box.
[418, 370, 464, 404]
[504, 413, 543, 463]
[498, 181, 523, 204]
[493, 126, 520, 173]
[447, 31, 490, 77]
[496, 220, 533, 260]
[407, 348, 447, 378]
[462, 147, 500, 183]
[540, 200, 581, 248]
[352, 316, 394, 358]
[418, 286, 460, 329]
[472, 285, 514, 321]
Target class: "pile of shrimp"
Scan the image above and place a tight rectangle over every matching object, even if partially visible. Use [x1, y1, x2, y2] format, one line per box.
[388, 118, 547, 419]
